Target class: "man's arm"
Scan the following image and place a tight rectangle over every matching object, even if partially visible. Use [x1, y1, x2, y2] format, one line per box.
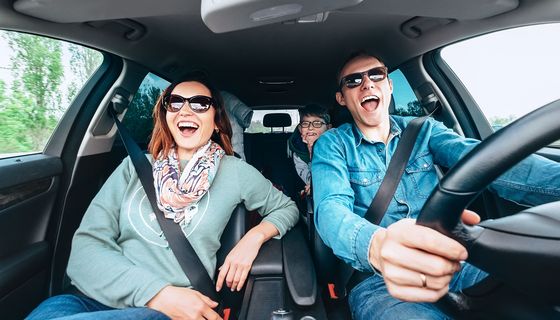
[428, 118, 560, 205]
[312, 131, 378, 272]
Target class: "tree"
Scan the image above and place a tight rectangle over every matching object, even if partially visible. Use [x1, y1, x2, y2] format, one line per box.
[394, 100, 424, 117]
[246, 120, 266, 133]
[2, 33, 64, 152]
[67, 44, 103, 104]
[0, 79, 34, 153]
[123, 84, 163, 144]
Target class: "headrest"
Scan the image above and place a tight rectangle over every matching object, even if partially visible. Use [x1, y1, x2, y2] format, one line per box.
[263, 113, 292, 127]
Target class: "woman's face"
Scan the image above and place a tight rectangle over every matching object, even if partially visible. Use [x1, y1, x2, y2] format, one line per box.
[165, 81, 217, 160]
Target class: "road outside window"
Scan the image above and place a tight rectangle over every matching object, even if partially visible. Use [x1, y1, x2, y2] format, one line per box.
[441, 23, 560, 146]
[0, 31, 103, 158]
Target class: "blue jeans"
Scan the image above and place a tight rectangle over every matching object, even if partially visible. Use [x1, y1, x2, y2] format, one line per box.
[348, 263, 488, 320]
[26, 294, 170, 320]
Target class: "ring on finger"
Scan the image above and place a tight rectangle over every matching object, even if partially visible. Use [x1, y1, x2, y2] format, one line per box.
[419, 273, 427, 288]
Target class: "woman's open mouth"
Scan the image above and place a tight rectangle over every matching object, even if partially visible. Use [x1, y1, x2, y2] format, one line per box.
[177, 121, 199, 137]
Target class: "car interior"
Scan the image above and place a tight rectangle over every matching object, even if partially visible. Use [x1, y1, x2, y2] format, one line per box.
[1, 0, 560, 319]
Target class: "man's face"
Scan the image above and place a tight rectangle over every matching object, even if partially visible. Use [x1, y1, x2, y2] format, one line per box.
[336, 55, 393, 133]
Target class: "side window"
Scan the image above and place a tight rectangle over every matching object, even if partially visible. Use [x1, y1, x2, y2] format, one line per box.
[441, 23, 560, 145]
[122, 73, 170, 144]
[0, 31, 103, 158]
[390, 69, 422, 116]
[246, 109, 300, 133]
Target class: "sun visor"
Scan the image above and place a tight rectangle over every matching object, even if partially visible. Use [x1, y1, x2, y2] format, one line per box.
[13, 0, 197, 23]
[342, 0, 519, 20]
[201, 0, 363, 33]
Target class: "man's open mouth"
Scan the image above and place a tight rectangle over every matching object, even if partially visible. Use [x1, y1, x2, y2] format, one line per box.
[361, 95, 380, 111]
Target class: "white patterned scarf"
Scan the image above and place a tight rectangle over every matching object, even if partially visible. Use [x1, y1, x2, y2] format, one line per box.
[153, 141, 225, 225]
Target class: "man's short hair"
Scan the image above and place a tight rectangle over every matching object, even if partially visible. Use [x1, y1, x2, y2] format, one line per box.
[299, 103, 331, 125]
[336, 51, 386, 91]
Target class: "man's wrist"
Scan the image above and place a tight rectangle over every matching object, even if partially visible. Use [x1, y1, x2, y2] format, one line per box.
[369, 228, 387, 272]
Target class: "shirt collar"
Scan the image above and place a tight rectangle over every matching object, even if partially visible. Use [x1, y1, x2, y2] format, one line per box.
[351, 116, 403, 147]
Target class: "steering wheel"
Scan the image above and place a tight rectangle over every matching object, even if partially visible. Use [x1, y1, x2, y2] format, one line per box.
[416, 99, 560, 317]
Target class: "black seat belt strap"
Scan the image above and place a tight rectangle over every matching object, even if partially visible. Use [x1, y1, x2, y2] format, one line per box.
[364, 116, 428, 224]
[108, 106, 221, 304]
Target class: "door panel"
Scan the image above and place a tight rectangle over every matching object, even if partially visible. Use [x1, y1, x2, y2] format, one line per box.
[0, 155, 62, 319]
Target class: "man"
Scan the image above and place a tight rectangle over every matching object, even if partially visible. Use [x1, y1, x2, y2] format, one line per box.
[311, 52, 560, 319]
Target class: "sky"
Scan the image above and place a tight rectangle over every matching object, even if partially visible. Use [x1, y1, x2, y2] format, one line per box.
[441, 23, 560, 120]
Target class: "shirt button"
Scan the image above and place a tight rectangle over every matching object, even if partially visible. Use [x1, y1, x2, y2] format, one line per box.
[423, 164, 429, 168]
[362, 178, 368, 183]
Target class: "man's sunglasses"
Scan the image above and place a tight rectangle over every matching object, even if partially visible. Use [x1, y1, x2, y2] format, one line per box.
[162, 94, 215, 113]
[339, 66, 388, 89]
[300, 120, 327, 128]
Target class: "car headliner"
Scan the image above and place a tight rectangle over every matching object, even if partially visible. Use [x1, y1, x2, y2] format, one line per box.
[1, 0, 559, 107]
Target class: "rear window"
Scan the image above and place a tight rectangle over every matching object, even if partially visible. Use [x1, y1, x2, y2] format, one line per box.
[246, 109, 300, 133]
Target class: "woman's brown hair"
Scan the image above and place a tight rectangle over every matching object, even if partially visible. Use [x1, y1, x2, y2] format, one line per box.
[148, 74, 234, 158]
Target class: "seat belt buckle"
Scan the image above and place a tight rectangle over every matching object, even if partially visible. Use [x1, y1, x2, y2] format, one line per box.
[222, 307, 231, 320]
[327, 283, 339, 300]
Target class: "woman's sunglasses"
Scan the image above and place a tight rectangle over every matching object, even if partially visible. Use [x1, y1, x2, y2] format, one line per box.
[339, 66, 388, 89]
[162, 94, 215, 113]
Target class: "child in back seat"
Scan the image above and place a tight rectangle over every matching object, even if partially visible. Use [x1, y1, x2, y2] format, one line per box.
[288, 104, 331, 196]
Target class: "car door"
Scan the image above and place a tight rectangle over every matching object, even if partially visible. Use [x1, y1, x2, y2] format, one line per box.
[0, 30, 116, 319]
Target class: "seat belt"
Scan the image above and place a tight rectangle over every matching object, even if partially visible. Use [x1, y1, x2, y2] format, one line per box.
[364, 116, 428, 223]
[341, 116, 429, 293]
[108, 106, 222, 308]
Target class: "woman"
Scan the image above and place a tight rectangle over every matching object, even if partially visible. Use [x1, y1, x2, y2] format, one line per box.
[27, 76, 299, 320]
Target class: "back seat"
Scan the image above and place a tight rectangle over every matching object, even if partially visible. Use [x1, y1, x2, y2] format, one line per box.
[244, 113, 304, 201]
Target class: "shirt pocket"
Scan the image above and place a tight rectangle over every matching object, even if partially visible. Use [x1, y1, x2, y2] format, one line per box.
[348, 168, 381, 186]
[405, 153, 437, 198]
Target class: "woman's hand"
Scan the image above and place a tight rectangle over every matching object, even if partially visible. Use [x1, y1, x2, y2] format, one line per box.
[368, 210, 479, 302]
[146, 286, 222, 320]
[216, 221, 279, 292]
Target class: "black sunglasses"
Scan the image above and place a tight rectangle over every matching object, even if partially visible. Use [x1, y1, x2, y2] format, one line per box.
[339, 66, 388, 89]
[162, 94, 215, 113]
[300, 120, 327, 128]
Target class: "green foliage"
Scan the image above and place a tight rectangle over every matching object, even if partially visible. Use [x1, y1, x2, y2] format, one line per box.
[393, 100, 424, 117]
[123, 84, 164, 145]
[66, 44, 103, 105]
[246, 120, 267, 133]
[0, 32, 102, 155]
[0, 33, 64, 154]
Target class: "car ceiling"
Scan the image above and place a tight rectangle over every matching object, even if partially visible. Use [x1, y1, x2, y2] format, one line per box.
[1, 0, 560, 107]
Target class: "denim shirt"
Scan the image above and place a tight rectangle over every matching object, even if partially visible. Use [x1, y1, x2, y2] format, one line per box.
[312, 116, 560, 272]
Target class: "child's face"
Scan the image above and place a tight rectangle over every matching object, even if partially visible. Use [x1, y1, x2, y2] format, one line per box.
[299, 115, 329, 144]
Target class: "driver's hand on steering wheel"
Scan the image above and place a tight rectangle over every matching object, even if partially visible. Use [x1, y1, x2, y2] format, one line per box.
[368, 209, 480, 302]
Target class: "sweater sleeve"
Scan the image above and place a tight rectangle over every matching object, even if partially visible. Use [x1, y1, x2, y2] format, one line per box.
[235, 159, 299, 238]
[66, 157, 169, 308]
[293, 154, 311, 185]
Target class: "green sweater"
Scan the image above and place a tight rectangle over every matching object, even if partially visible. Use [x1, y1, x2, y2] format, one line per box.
[67, 155, 299, 308]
